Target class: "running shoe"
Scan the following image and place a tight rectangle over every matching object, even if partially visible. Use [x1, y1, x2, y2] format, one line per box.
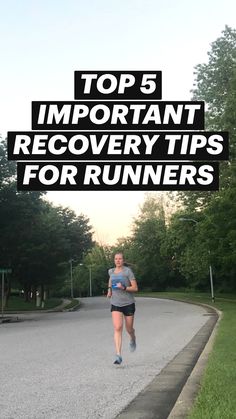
[113, 355, 122, 365]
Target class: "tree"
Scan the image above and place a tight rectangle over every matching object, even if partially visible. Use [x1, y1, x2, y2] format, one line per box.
[200, 187, 236, 291]
[161, 213, 197, 289]
[73, 244, 110, 296]
[128, 195, 170, 290]
[0, 138, 16, 187]
[178, 26, 236, 211]
[169, 27, 236, 293]
[192, 26, 236, 129]
[0, 182, 46, 301]
[0, 137, 94, 302]
[12, 203, 94, 301]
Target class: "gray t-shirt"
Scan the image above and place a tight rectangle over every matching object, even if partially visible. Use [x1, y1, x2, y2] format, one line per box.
[108, 266, 135, 307]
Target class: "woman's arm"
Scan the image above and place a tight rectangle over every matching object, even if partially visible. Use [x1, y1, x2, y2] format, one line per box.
[126, 279, 138, 292]
[107, 277, 112, 298]
[117, 278, 138, 292]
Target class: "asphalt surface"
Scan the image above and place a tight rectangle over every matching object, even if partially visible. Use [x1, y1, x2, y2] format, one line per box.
[0, 297, 209, 419]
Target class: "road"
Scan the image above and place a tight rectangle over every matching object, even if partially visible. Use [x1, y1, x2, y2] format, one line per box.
[0, 297, 208, 419]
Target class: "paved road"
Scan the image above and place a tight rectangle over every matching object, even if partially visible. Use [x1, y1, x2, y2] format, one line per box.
[0, 297, 207, 419]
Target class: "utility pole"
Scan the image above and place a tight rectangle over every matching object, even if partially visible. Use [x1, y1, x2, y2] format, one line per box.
[69, 259, 74, 299]
[89, 265, 92, 297]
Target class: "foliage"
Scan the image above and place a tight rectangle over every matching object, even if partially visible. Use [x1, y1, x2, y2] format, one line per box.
[179, 25, 236, 210]
[166, 26, 236, 293]
[72, 244, 111, 297]
[0, 137, 94, 301]
[111, 195, 172, 291]
[0, 139, 16, 187]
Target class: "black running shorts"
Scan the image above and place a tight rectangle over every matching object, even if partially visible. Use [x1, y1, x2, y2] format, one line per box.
[111, 303, 135, 316]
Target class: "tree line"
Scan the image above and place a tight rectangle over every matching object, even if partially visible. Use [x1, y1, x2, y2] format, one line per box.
[0, 144, 94, 305]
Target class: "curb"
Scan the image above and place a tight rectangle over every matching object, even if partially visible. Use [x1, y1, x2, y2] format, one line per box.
[167, 306, 221, 418]
[62, 300, 81, 312]
[0, 316, 20, 324]
[116, 299, 219, 419]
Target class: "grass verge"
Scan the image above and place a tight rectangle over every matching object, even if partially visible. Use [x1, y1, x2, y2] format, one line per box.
[63, 299, 80, 311]
[1, 296, 62, 311]
[138, 292, 236, 419]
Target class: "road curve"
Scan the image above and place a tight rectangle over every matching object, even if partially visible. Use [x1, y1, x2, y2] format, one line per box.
[0, 297, 208, 419]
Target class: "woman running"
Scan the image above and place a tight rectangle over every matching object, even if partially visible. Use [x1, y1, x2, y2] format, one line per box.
[107, 252, 138, 365]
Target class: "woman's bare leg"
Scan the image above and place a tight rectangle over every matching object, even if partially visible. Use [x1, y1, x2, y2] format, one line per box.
[112, 311, 123, 355]
[124, 315, 135, 341]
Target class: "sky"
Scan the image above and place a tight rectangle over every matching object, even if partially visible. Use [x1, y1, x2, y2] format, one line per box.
[1, 0, 235, 244]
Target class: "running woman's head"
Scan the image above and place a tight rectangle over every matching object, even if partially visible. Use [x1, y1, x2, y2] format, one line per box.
[114, 252, 124, 268]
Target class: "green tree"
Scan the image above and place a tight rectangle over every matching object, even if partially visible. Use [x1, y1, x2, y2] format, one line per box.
[200, 186, 236, 291]
[130, 195, 169, 290]
[161, 213, 197, 289]
[0, 137, 94, 302]
[73, 244, 109, 296]
[179, 25, 236, 211]
[170, 26, 236, 293]
[192, 25, 236, 129]
[0, 182, 46, 300]
[0, 138, 16, 187]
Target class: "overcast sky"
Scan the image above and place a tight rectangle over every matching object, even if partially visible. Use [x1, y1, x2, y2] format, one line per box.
[1, 0, 235, 244]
